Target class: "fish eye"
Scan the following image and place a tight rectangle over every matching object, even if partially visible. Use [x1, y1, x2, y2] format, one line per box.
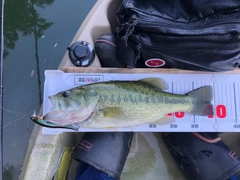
[62, 91, 70, 98]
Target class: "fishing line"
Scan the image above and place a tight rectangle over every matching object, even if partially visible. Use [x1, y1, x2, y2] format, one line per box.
[0, 98, 40, 114]
[0, 99, 42, 116]
[0, 105, 30, 115]
[2, 104, 41, 129]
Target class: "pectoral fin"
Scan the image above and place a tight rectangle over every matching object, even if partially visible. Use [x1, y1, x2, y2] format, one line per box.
[97, 107, 124, 118]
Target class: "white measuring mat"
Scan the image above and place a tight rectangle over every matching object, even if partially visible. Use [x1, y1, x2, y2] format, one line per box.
[42, 70, 240, 134]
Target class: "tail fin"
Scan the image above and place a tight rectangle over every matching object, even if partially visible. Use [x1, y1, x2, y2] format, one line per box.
[187, 86, 214, 116]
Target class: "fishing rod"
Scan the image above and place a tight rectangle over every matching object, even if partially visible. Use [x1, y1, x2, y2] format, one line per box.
[0, 0, 4, 179]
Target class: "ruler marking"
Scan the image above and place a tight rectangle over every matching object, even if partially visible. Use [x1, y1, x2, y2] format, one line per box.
[229, 82, 233, 123]
[223, 82, 226, 123]
[229, 83, 231, 123]
[228, 82, 234, 123]
[238, 82, 240, 125]
[212, 79, 217, 129]
[192, 81, 196, 124]
[234, 82, 238, 124]
[223, 82, 227, 123]
[219, 82, 225, 123]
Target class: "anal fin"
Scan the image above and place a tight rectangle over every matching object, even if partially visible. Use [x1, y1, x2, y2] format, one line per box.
[150, 115, 175, 125]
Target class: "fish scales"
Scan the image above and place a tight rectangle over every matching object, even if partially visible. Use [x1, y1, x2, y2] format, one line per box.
[83, 81, 194, 128]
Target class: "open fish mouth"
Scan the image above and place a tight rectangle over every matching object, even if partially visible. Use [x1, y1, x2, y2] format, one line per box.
[49, 96, 59, 111]
[30, 96, 77, 129]
[43, 96, 72, 122]
[42, 95, 95, 126]
[49, 95, 68, 111]
[42, 96, 62, 119]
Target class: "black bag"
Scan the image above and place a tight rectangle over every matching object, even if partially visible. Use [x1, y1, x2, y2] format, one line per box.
[115, 0, 240, 71]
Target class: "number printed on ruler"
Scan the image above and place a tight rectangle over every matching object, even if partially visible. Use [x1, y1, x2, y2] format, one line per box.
[74, 75, 104, 85]
[167, 105, 227, 119]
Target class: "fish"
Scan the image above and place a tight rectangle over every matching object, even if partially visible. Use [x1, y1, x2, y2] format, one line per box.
[31, 78, 213, 130]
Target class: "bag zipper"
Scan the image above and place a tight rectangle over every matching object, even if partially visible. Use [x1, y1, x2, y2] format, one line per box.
[137, 13, 240, 33]
[121, 9, 240, 33]
[119, 13, 240, 46]
[132, 34, 240, 51]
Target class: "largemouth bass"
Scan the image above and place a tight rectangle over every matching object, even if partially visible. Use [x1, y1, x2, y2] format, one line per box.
[31, 78, 213, 130]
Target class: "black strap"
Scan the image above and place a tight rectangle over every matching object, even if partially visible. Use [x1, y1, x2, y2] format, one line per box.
[116, 36, 136, 68]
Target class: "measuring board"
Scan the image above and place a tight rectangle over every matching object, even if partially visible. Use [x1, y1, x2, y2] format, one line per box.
[42, 70, 240, 134]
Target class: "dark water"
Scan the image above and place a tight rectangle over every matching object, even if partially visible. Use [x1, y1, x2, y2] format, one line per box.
[3, 0, 97, 179]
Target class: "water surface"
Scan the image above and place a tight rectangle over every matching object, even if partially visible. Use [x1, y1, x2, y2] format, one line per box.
[3, 0, 97, 179]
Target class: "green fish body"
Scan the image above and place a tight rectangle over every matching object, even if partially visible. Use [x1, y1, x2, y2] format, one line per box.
[32, 78, 213, 129]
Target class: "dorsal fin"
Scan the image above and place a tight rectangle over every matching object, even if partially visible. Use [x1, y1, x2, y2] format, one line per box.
[139, 78, 169, 90]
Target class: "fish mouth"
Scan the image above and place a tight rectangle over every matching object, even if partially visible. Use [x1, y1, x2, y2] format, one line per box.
[42, 95, 70, 124]
[49, 96, 58, 110]
[31, 96, 93, 130]
[47, 95, 69, 116]
[43, 95, 93, 126]
[49, 95, 67, 111]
